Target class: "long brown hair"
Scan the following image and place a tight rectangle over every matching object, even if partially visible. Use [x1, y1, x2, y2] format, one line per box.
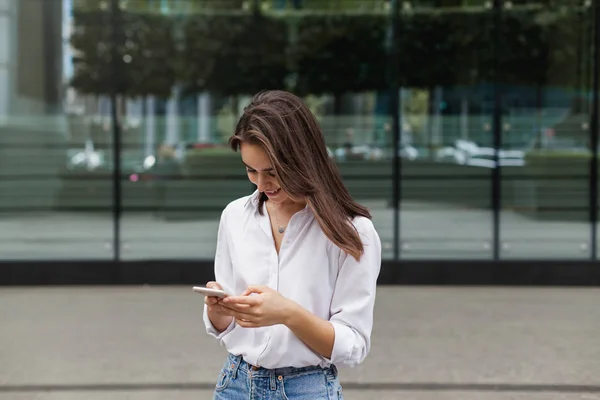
[228, 90, 371, 261]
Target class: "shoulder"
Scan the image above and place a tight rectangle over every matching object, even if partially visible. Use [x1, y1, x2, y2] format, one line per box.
[220, 193, 254, 222]
[351, 216, 380, 241]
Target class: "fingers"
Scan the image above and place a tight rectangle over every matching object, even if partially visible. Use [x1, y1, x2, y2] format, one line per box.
[220, 302, 252, 313]
[208, 300, 250, 317]
[235, 318, 260, 328]
[204, 296, 220, 306]
[222, 296, 261, 307]
[244, 285, 269, 295]
[218, 304, 255, 321]
[207, 302, 230, 315]
[204, 282, 224, 305]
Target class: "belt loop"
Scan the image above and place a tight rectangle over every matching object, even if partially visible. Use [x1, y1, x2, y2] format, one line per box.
[270, 370, 277, 390]
[231, 355, 242, 379]
[325, 364, 338, 382]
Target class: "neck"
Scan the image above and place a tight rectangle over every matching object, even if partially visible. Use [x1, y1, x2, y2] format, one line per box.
[270, 199, 306, 215]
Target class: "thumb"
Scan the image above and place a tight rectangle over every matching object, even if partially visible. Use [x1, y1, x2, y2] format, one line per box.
[206, 281, 223, 290]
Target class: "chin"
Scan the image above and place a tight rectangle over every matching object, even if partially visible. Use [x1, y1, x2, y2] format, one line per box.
[264, 192, 289, 204]
[269, 197, 287, 204]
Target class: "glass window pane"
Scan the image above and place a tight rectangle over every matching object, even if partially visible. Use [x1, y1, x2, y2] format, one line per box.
[117, 0, 393, 260]
[0, 14, 9, 64]
[117, 0, 283, 259]
[500, 1, 593, 259]
[0, 0, 114, 260]
[294, 5, 394, 258]
[399, 0, 494, 259]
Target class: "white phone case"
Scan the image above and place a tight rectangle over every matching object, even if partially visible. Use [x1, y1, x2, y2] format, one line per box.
[192, 286, 228, 298]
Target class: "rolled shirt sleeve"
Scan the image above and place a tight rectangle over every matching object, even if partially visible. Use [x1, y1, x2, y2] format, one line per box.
[203, 207, 236, 340]
[326, 218, 382, 367]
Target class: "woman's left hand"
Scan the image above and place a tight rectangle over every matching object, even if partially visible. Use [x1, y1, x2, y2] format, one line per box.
[219, 285, 296, 328]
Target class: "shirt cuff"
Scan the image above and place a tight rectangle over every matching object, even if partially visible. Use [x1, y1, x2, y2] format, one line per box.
[325, 321, 357, 367]
[203, 305, 236, 340]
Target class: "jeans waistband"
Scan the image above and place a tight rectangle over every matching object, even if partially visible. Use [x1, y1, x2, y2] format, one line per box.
[227, 353, 337, 379]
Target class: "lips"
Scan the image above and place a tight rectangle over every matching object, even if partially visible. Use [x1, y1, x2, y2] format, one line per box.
[264, 188, 281, 196]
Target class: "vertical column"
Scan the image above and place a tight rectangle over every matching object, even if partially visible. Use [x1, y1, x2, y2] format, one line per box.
[62, 0, 73, 87]
[460, 96, 469, 140]
[491, 0, 504, 261]
[145, 96, 156, 157]
[0, 0, 12, 118]
[590, 0, 599, 260]
[389, 0, 401, 260]
[15, 0, 63, 114]
[432, 86, 443, 145]
[197, 92, 211, 143]
[42, 0, 63, 114]
[165, 87, 180, 145]
[110, 0, 122, 263]
[126, 97, 142, 155]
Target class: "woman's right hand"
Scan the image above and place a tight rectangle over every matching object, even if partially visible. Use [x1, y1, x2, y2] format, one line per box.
[205, 281, 233, 332]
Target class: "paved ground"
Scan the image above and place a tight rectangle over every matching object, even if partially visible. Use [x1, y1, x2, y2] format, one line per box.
[0, 200, 597, 261]
[1, 286, 599, 399]
[2, 392, 600, 400]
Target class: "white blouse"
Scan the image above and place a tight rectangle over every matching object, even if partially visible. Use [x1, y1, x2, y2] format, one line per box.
[203, 190, 382, 369]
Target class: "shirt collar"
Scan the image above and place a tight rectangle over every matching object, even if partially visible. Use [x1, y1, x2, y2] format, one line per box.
[245, 189, 261, 211]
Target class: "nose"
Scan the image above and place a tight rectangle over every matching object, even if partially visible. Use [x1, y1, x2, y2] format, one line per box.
[256, 174, 271, 192]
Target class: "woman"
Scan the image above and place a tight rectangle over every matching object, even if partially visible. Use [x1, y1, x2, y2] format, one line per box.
[203, 90, 381, 399]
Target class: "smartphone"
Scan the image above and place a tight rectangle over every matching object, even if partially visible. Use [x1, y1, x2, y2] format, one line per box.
[192, 286, 229, 298]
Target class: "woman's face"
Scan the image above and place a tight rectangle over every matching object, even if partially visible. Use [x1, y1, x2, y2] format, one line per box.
[240, 142, 291, 205]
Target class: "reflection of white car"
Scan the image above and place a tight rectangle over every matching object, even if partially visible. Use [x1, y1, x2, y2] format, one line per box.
[399, 145, 419, 160]
[436, 146, 466, 164]
[67, 140, 103, 171]
[435, 139, 480, 164]
[334, 145, 385, 161]
[68, 150, 103, 170]
[468, 148, 525, 167]
[435, 139, 525, 167]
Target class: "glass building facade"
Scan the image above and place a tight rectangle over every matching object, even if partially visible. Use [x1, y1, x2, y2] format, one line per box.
[0, 0, 598, 283]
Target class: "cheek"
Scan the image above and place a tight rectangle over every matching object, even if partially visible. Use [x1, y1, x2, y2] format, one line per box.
[247, 173, 257, 184]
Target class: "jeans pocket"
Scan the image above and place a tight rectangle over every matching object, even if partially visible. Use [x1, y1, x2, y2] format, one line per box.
[215, 366, 232, 392]
[281, 372, 330, 400]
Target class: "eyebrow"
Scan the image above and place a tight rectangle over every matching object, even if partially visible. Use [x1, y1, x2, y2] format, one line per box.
[242, 161, 274, 172]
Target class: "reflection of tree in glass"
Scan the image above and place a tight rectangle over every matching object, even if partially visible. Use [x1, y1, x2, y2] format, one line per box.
[70, 8, 177, 98]
[179, 14, 288, 97]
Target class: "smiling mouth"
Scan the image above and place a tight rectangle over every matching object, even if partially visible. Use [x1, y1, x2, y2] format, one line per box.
[264, 188, 281, 196]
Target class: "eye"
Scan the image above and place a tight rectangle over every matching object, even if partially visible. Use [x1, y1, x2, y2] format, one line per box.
[267, 171, 276, 177]
[246, 168, 256, 174]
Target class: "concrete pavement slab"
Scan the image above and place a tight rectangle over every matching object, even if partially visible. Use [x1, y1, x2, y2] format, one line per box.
[1, 392, 600, 400]
[1, 286, 599, 392]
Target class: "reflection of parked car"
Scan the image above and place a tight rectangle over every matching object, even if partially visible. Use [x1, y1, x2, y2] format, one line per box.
[435, 139, 525, 168]
[399, 144, 419, 160]
[65, 139, 158, 177]
[467, 148, 525, 168]
[333, 143, 385, 161]
[66, 140, 103, 171]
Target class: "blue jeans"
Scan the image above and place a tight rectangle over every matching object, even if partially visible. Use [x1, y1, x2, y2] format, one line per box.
[213, 353, 344, 400]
